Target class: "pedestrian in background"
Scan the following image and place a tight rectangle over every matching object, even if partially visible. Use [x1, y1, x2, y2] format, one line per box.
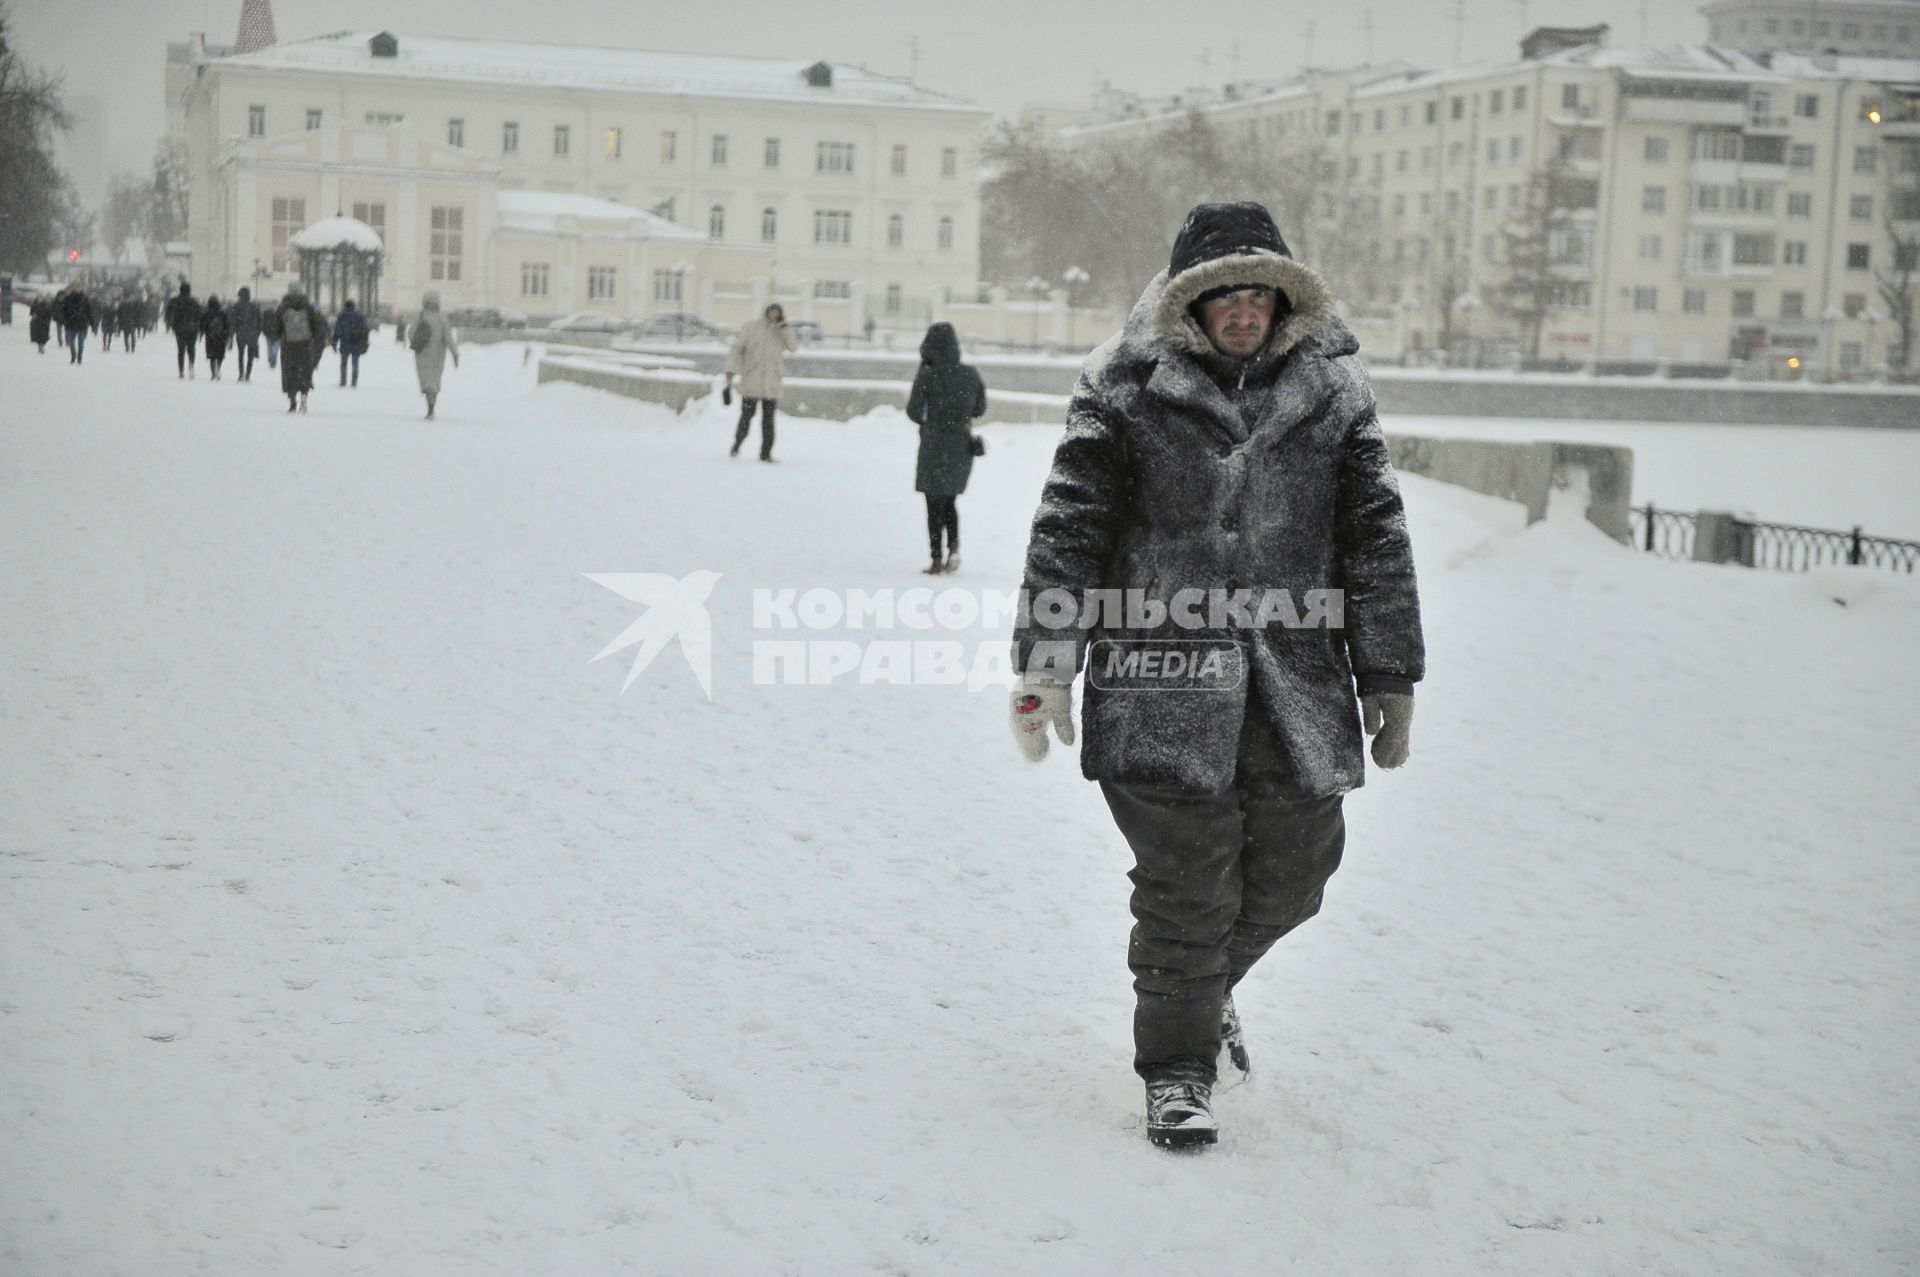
[724, 302, 799, 461]
[332, 299, 370, 388]
[906, 321, 987, 575]
[409, 290, 459, 419]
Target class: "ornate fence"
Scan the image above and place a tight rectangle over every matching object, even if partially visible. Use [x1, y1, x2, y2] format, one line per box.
[1631, 506, 1920, 574]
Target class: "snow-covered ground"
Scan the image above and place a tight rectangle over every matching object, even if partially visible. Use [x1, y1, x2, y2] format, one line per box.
[2, 335, 1916, 1275]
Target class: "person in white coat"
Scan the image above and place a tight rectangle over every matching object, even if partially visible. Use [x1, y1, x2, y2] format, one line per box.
[409, 290, 460, 420]
[724, 303, 799, 461]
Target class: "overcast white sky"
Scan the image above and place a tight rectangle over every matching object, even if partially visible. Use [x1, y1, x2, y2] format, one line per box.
[14, 0, 1704, 205]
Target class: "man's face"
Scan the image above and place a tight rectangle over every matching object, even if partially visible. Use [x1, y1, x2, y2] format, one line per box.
[766, 305, 784, 324]
[1198, 287, 1277, 357]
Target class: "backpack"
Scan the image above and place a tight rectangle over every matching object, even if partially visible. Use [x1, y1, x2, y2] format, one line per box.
[281, 305, 311, 344]
[409, 318, 431, 353]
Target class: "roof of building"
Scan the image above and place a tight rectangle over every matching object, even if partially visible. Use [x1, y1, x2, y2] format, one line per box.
[494, 191, 706, 239]
[207, 32, 986, 115]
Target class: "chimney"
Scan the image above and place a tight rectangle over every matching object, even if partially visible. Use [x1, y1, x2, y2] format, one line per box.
[803, 61, 833, 88]
[370, 32, 399, 58]
[233, 0, 276, 53]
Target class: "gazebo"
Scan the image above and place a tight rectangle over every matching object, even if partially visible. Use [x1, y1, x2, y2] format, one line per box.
[291, 216, 384, 315]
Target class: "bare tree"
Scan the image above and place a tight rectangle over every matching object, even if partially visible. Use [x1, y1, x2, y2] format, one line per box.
[0, 3, 77, 273]
[1491, 148, 1583, 362]
[1876, 166, 1920, 376]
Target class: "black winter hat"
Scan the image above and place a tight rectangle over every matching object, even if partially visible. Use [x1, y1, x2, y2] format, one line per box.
[1168, 202, 1291, 279]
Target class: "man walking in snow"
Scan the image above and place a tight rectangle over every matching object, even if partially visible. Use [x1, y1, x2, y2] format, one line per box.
[164, 281, 203, 379]
[724, 302, 799, 461]
[1010, 202, 1424, 1150]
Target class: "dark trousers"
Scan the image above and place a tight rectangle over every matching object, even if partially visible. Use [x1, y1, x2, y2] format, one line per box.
[925, 495, 959, 558]
[1100, 711, 1346, 1084]
[339, 350, 360, 386]
[733, 397, 777, 458]
[175, 331, 195, 374]
[236, 342, 255, 380]
[67, 326, 86, 362]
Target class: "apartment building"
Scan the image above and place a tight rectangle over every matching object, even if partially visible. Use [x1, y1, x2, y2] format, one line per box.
[1057, 27, 1920, 371]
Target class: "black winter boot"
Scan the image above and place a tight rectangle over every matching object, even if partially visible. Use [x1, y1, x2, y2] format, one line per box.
[1144, 1076, 1218, 1149]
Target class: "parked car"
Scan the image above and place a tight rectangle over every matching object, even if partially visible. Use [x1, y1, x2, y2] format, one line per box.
[449, 306, 529, 330]
[628, 312, 730, 341]
[549, 310, 632, 334]
[788, 320, 826, 343]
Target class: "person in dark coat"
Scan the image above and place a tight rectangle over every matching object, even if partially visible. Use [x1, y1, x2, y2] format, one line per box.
[1009, 202, 1425, 1151]
[331, 299, 370, 387]
[273, 285, 326, 412]
[201, 296, 232, 380]
[57, 288, 92, 363]
[98, 292, 118, 353]
[29, 295, 53, 352]
[906, 322, 987, 575]
[117, 293, 143, 352]
[229, 287, 261, 381]
[164, 282, 203, 379]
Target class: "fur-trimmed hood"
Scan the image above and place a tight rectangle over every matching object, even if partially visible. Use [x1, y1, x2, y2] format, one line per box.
[1128, 250, 1354, 365]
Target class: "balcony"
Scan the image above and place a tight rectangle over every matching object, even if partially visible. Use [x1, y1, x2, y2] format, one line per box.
[1621, 96, 1745, 127]
[1689, 158, 1789, 185]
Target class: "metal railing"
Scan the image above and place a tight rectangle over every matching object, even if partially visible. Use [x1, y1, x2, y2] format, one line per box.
[1631, 504, 1698, 560]
[1632, 505, 1920, 574]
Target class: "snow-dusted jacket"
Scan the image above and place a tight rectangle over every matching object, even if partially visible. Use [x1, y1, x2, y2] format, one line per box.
[726, 317, 798, 400]
[412, 293, 458, 394]
[1013, 252, 1424, 796]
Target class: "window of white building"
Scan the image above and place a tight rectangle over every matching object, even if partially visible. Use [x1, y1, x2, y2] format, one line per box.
[709, 204, 725, 239]
[430, 206, 463, 281]
[588, 266, 617, 300]
[249, 105, 266, 137]
[448, 118, 464, 148]
[270, 196, 305, 271]
[503, 121, 519, 154]
[554, 125, 570, 157]
[522, 263, 550, 297]
[761, 207, 778, 242]
[813, 210, 852, 245]
[653, 270, 682, 303]
[817, 141, 855, 174]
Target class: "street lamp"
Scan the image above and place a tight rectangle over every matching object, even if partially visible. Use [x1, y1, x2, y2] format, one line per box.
[1026, 275, 1049, 350]
[1451, 291, 1482, 367]
[1062, 265, 1089, 350]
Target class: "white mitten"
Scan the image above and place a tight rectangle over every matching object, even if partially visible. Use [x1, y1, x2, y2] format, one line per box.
[1010, 679, 1075, 763]
[1361, 692, 1414, 769]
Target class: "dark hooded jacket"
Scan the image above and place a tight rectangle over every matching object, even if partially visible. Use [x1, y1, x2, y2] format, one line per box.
[164, 287, 202, 336]
[201, 298, 231, 356]
[907, 322, 988, 497]
[29, 296, 52, 343]
[229, 289, 262, 346]
[1012, 203, 1424, 796]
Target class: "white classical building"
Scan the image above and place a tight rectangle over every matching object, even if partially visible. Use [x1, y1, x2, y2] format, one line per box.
[165, 18, 990, 333]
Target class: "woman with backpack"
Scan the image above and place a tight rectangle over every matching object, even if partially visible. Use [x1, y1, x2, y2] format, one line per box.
[274, 285, 326, 413]
[905, 322, 988, 575]
[409, 290, 459, 419]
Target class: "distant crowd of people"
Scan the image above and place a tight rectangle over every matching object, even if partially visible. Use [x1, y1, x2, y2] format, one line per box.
[24, 279, 459, 418]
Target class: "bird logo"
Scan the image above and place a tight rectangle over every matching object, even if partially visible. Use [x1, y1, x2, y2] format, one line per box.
[585, 570, 722, 699]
